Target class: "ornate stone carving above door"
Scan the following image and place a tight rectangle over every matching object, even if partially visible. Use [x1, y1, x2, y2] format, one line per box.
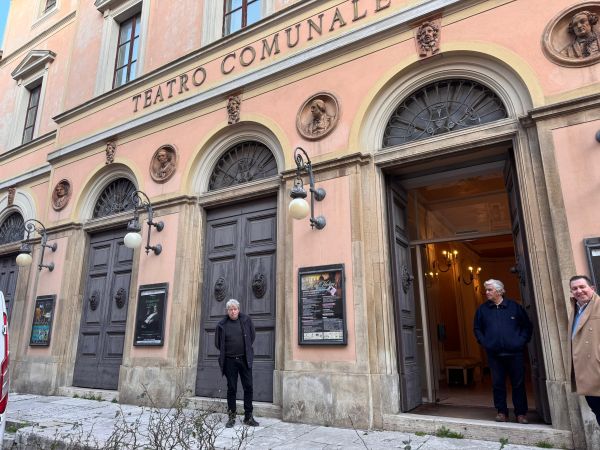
[414, 19, 441, 58]
[542, 3, 600, 67]
[296, 93, 339, 140]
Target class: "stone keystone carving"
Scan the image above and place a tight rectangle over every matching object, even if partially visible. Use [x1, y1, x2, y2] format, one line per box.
[227, 95, 241, 124]
[415, 20, 441, 58]
[105, 141, 116, 164]
[7, 186, 16, 206]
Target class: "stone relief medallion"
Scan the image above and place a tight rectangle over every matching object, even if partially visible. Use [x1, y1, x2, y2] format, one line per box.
[51, 179, 72, 211]
[296, 92, 340, 140]
[414, 19, 441, 58]
[542, 3, 600, 67]
[150, 145, 178, 183]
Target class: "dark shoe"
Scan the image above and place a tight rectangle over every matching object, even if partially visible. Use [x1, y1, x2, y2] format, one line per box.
[516, 415, 529, 424]
[495, 412, 508, 422]
[243, 416, 259, 426]
[226, 417, 235, 428]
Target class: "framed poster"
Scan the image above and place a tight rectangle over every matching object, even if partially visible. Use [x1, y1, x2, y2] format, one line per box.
[30, 295, 55, 346]
[133, 283, 168, 346]
[298, 264, 347, 345]
[584, 238, 600, 288]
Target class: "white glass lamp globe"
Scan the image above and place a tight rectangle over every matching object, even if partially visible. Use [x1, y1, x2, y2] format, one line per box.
[124, 231, 143, 249]
[289, 198, 310, 220]
[16, 252, 33, 267]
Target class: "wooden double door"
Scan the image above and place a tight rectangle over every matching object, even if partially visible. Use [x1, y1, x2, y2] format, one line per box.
[0, 253, 18, 319]
[73, 229, 133, 390]
[196, 197, 277, 402]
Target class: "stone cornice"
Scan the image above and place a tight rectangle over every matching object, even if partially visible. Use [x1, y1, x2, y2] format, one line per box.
[48, 0, 469, 163]
[0, 164, 52, 190]
[0, 131, 56, 163]
[0, 11, 76, 68]
[526, 92, 600, 122]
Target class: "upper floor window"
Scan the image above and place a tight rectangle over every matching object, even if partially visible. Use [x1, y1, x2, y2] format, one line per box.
[44, 0, 57, 13]
[22, 84, 42, 144]
[113, 13, 141, 88]
[223, 0, 262, 36]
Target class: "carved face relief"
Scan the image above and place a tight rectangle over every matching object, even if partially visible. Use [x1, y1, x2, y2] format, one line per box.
[150, 145, 177, 183]
[52, 179, 72, 211]
[415, 20, 441, 58]
[543, 4, 600, 66]
[7, 187, 16, 206]
[296, 93, 340, 140]
[227, 95, 241, 124]
[105, 141, 116, 164]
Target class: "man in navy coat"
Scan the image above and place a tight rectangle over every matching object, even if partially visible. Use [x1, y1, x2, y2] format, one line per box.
[474, 279, 533, 424]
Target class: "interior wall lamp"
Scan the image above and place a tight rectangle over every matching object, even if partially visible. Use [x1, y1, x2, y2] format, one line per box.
[433, 249, 458, 272]
[124, 190, 164, 255]
[288, 147, 326, 230]
[16, 219, 57, 271]
[461, 265, 482, 285]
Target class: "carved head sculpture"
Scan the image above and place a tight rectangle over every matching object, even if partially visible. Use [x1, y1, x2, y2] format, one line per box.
[150, 145, 177, 182]
[105, 141, 116, 164]
[416, 21, 440, 57]
[568, 10, 598, 38]
[310, 99, 326, 118]
[227, 95, 241, 124]
[52, 179, 71, 210]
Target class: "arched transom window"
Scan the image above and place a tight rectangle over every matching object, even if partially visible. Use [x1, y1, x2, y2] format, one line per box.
[208, 141, 278, 191]
[92, 178, 137, 219]
[383, 79, 508, 147]
[0, 212, 25, 245]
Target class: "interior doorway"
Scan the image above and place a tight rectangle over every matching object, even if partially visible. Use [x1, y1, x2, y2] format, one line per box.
[386, 146, 551, 423]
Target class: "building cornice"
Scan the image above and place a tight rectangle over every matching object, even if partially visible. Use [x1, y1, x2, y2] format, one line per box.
[526, 92, 600, 122]
[0, 164, 52, 190]
[48, 0, 469, 164]
[0, 131, 56, 163]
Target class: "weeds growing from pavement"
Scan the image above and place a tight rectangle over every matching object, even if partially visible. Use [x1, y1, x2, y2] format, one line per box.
[435, 426, 464, 439]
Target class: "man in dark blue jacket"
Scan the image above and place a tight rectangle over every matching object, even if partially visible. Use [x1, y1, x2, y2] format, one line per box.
[474, 279, 533, 424]
[215, 299, 259, 428]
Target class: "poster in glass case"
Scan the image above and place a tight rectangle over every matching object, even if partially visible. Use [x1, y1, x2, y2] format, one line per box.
[134, 283, 168, 346]
[30, 295, 55, 346]
[298, 264, 346, 345]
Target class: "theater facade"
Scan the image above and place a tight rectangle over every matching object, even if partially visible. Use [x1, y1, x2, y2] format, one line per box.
[1, 0, 600, 448]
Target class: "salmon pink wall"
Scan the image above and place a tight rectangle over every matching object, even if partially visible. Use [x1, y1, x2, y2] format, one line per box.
[553, 120, 600, 276]
[292, 175, 356, 362]
[129, 212, 178, 358]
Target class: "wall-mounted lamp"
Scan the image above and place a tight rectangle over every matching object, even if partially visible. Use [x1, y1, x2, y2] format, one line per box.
[433, 249, 458, 272]
[16, 219, 57, 271]
[288, 147, 326, 230]
[424, 270, 439, 288]
[124, 190, 164, 255]
[461, 265, 482, 285]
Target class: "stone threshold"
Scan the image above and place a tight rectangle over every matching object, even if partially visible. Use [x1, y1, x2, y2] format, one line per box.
[58, 386, 118, 402]
[187, 396, 282, 419]
[383, 413, 573, 449]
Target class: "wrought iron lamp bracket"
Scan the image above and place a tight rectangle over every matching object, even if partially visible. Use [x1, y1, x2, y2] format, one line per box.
[292, 147, 326, 230]
[131, 190, 164, 255]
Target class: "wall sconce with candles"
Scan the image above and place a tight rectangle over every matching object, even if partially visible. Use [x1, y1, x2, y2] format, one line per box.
[16, 219, 57, 271]
[124, 190, 164, 255]
[288, 147, 326, 230]
[432, 249, 458, 272]
[460, 265, 482, 285]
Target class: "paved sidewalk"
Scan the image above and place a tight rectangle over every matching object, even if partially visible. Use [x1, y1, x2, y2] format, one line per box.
[4, 393, 561, 449]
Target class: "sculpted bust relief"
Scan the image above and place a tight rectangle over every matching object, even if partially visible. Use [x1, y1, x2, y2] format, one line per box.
[561, 10, 600, 58]
[150, 145, 177, 183]
[542, 4, 600, 67]
[416, 20, 440, 57]
[52, 179, 71, 211]
[297, 93, 339, 140]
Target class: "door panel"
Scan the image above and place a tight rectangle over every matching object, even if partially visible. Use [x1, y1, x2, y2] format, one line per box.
[196, 198, 277, 402]
[0, 253, 18, 319]
[387, 180, 421, 412]
[504, 159, 551, 423]
[73, 229, 132, 390]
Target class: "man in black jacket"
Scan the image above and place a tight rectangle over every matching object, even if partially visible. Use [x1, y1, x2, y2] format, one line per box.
[215, 299, 259, 428]
[474, 279, 533, 424]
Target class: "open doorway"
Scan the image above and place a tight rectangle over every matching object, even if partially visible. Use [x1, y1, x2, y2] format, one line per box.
[386, 147, 550, 423]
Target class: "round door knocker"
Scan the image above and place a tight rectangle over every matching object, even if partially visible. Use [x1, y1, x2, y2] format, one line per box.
[89, 292, 99, 311]
[214, 277, 227, 302]
[252, 273, 266, 299]
[115, 288, 127, 309]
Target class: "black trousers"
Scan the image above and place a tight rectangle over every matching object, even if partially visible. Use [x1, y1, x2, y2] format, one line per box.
[487, 352, 528, 416]
[223, 356, 253, 417]
[585, 396, 600, 425]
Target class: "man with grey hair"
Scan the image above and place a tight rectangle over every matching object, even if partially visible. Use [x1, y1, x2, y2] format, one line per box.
[474, 279, 532, 424]
[215, 299, 258, 428]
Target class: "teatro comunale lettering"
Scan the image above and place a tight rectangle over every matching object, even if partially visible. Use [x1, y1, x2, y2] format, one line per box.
[131, 0, 391, 113]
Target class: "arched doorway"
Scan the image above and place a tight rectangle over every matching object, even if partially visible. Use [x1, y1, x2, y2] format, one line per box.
[0, 212, 24, 319]
[382, 78, 550, 423]
[195, 140, 278, 402]
[72, 178, 137, 390]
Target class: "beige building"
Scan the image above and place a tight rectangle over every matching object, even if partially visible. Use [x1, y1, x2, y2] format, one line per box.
[1, 0, 600, 448]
